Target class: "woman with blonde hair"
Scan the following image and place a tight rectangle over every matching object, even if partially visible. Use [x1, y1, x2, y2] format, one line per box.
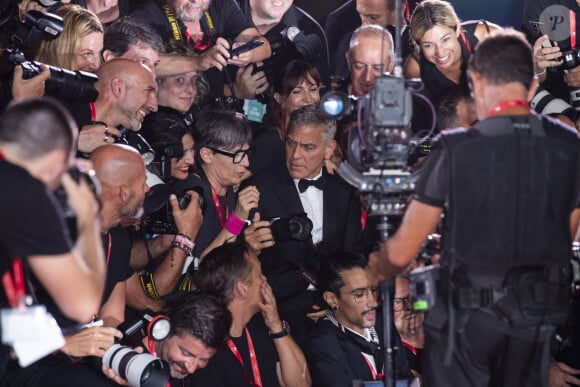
[35, 4, 103, 72]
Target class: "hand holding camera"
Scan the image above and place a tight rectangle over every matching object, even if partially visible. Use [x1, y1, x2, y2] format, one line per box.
[169, 189, 204, 240]
[11, 63, 50, 101]
[59, 165, 101, 229]
[60, 325, 123, 358]
[243, 212, 275, 256]
[233, 62, 269, 99]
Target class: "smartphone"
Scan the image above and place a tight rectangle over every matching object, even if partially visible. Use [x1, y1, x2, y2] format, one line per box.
[230, 40, 264, 56]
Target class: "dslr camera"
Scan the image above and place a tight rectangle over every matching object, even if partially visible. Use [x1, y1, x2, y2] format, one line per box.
[254, 25, 323, 104]
[143, 179, 206, 235]
[101, 311, 172, 387]
[269, 213, 313, 242]
[102, 344, 170, 387]
[53, 165, 101, 240]
[4, 10, 98, 103]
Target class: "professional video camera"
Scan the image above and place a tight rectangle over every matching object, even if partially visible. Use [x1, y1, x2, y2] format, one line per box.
[320, 75, 428, 221]
[3, 9, 98, 103]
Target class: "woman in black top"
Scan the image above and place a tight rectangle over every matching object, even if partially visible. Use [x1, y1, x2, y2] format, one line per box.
[404, 0, 498, 106]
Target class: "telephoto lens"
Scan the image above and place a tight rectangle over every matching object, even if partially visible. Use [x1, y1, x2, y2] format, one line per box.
[102, 344, 170, 387]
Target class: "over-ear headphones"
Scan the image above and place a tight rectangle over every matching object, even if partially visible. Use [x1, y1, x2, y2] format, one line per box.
[147, 314, 171, 341]
[145, 313, 171, 356]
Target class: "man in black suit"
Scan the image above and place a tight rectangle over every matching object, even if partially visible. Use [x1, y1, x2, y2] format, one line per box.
[301, 249, 412, 386]
[242, 104, 363, 342]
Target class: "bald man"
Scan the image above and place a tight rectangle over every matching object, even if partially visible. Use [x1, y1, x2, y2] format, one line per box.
[74, 58, 159, 154]
[346, 24, 395, 96]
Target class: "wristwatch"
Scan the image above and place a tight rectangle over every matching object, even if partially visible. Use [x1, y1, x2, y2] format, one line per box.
[269, 320, 290, 339]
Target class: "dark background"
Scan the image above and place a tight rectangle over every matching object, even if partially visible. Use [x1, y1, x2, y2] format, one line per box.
[293, 0, 526, 30]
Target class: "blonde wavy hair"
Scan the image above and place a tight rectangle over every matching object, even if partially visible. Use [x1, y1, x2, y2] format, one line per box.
[35, 4, 103, 70]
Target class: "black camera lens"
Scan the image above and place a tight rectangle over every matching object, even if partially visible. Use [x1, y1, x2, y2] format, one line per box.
[270, 213, 313, 242]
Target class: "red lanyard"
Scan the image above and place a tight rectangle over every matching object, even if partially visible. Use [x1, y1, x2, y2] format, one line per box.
[147, 339, 174, 387]
[211, 186, 228, 228]
[89, 102, 96, 121]
[226, 327, 262, 387]
[362, 354, 378, 380]
[486, 100, 529, 118]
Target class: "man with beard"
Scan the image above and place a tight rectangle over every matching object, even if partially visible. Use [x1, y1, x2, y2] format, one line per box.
[130, 0, 271, 104]
[301, 250, 412, 386]
[103, 292, 231, 386]
[69, 59, 158, 155]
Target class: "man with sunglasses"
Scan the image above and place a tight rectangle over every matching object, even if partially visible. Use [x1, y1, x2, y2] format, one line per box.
[242, 105, 364, 343]
[302, 249, 412, 386]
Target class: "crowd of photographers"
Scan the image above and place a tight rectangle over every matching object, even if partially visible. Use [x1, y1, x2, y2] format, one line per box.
[0, 0, 580, 386]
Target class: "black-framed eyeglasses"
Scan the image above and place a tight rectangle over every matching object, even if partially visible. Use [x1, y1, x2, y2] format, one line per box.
[393, 295, 413, 312]
[207, 147, 254, 164]
[341, 287, 379, 304]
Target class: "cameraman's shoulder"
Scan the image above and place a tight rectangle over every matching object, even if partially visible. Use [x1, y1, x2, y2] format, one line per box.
[541, 114, 580, 142]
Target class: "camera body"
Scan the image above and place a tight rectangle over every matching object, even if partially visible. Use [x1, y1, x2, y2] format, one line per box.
[102, 312, 172, 387]
[561, 48, 580, 70]
[143, 184, 206, 235]
[269, 213, 313, 242]
[253, 25, 323, 104]
[53, 166, 101, 242]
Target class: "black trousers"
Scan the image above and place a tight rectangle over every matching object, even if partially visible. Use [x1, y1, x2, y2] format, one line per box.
[422, 309, 554, 387]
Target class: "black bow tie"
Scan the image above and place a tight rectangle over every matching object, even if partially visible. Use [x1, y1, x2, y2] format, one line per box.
[298, 176, 325, 193]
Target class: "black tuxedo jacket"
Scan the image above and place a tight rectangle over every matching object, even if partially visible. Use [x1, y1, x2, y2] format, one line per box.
[302, 317, 412, 387]
[244, 165, 362, 299]
[302, 320, 375, 387]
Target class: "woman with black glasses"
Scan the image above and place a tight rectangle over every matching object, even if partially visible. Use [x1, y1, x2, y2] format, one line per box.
[191, 107, 260, 259]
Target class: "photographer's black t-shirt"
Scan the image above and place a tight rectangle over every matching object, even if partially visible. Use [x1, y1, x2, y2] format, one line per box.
[0, 159, 72, 321]
[187, 315, 280, 386]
